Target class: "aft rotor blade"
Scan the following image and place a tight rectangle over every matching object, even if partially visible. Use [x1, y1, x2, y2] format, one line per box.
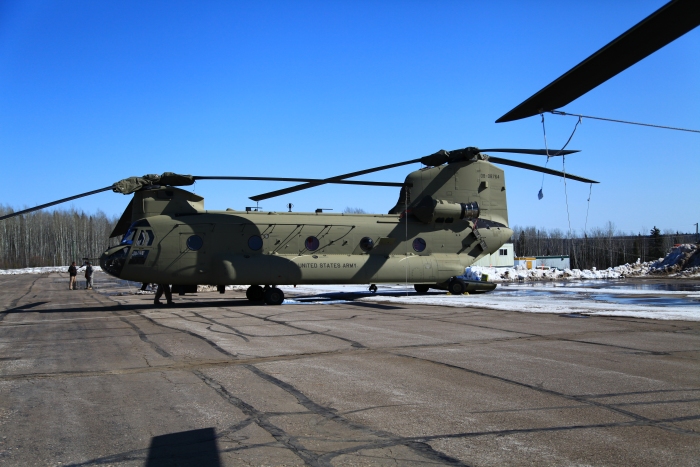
[193, 176, 402, 187]
[0, 186, 115, 221]
[480, 148, 579, 156]
[249, 158, 422, 202]
[497, 0, 700, 123]
[487, 156, 598, 184]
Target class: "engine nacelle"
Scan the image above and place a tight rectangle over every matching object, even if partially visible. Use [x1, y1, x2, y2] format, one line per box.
[413, 196, 480, 224]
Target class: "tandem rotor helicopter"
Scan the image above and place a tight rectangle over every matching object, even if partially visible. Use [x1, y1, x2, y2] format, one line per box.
[2, 0, 697, 305]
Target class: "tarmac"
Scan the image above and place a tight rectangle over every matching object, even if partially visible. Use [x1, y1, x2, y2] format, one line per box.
[0, 272, 698, 466]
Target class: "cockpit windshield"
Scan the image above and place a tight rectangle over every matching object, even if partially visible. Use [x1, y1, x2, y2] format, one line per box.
[121, 228, 135, 245]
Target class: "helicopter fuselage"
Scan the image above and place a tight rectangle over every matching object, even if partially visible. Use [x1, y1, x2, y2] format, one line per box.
[100, 209, 513, 287]
[100, 159, 514, 290]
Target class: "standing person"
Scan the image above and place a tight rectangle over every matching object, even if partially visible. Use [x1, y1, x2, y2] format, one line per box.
[68, 262, 78, 290]
[154, 284, 173, 306]
[84, 262, 94, 290]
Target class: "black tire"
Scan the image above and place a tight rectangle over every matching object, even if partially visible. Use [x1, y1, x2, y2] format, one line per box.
[369, 284, 378, 293]
[448, 278, 466, 295]
[264, 287, 285, 305]
[414, 284, 430, 294]
[246, 285, 264, 301]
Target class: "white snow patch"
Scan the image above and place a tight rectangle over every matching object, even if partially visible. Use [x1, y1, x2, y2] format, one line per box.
[0, 266, 103, 275]
[356, 292, 700, 321]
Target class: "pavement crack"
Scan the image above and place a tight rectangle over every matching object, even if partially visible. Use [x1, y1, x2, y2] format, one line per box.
[244, 364, 468, 466]
[118, 316, 172, 358]
[0, 275, 42, 321]
[132, 309, 236, 358]
[193, 370, 321, 466]
[391, 352, 700, 438]
[231, 308, 366, 349]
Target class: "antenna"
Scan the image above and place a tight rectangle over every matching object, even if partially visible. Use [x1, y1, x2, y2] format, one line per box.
[287, 203, 294, 212]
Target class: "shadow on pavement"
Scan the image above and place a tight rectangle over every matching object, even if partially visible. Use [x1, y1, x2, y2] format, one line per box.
[145, 427, 221, 467]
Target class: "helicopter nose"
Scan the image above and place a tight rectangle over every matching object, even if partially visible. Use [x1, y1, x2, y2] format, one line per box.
[100, 245, 130, 278]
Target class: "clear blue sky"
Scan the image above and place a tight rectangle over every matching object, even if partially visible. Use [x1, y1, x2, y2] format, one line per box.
[1, 0, 698, 235]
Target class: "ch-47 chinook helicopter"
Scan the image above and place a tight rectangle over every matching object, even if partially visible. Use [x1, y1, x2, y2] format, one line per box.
[0, 147, 596, 305]
[3, 1, 695, 305]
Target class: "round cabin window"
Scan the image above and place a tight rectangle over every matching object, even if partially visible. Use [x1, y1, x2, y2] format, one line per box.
[360, 237, 374, 252]
[412, 237, 426, 252]
[248, 235, 263, 251]
[305, 236, 320, 251]
[187, 235, 204, 251]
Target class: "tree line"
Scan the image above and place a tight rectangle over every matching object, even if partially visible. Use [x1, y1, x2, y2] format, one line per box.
[511, 223, 698, 270]
[0, 206, 119, 269]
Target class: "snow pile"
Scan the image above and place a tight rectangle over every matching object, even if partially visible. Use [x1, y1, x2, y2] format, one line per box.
[463, 243, 700, 282]
[0, 265, 103, 275]
[197, 284, 247, 292]
[461, 264, 628, 283]
[649, 244, 700, 276]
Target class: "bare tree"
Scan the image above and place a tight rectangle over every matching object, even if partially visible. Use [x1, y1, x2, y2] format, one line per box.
[0, 206, 119, 268]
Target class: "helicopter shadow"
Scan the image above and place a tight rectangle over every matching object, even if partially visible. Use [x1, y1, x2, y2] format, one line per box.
[145, 427, 221, 467]
[286, 289, 446, 309]
[0, 298, 265, 315]
[1, 301, 50, 314]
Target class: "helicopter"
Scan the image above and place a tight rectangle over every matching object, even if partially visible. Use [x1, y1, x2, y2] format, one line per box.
[2, 1, 696, 305]
[0, 147, 595, 305]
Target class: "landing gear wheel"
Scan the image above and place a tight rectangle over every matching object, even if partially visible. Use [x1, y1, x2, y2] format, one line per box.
[414, 284, 430, 294]
[246, 285, 264, 302]
[369, 284, 378, 293]
[264, 287, 284, 305]
[448, 278, 466, 295]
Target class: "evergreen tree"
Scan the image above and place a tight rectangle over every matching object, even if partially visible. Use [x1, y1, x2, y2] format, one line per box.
[517, 230, 526, 257]
[632, 238, 639, 261]
[649, 226, 664, 260]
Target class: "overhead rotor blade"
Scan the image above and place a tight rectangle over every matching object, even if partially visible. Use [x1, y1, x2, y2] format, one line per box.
[193, 176, 402, 187]
[0, 186, 115, 221]
[479, 148, 579, 156]
[249, 158, 423, 202]
[248, 147, 585, 201]
[487, 156, 598, 184]
[497, 0, 700, 123]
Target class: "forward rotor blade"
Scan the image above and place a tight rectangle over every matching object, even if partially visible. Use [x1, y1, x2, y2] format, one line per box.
[0, 186, 115, 221]
[249, 158, 422, 202]
[487, 156, 598, 184]
[193, 176, 402, 187]
[479, 148, 579, 156]
[497, 0, 700, 123]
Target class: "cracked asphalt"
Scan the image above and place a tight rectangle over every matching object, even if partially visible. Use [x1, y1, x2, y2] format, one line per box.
[0, 272, 698, 466]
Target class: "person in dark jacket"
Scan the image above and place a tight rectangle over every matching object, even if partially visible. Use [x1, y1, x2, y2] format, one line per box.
[154, 284, 172, 306]
[68, 262, 78, 290]
[84, 262, 94, 290]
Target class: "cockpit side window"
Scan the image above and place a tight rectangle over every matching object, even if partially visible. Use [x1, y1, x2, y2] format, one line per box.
[136, 230, 155, 246]
[120, 220, 151, 245]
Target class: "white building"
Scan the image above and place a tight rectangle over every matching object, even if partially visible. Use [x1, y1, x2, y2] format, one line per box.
[536, 256, 570, 270]
[513, 256, 571, 270]
[473, 243, 514, 267]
